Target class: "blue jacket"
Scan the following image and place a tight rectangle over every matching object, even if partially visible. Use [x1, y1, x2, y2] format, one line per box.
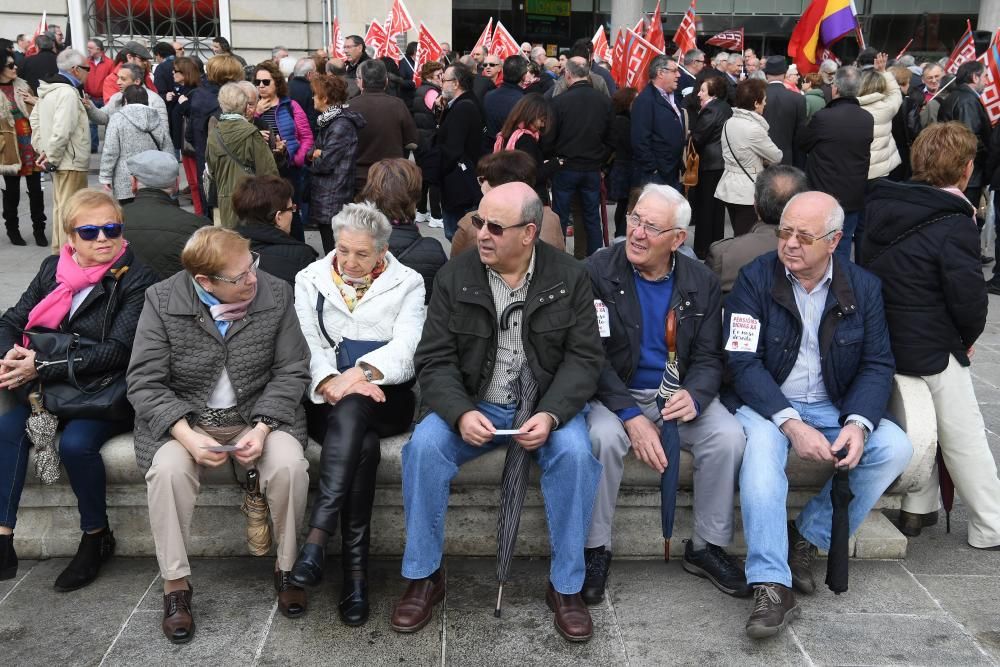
[630, 82, 686, 187]
[724, 252, 895, 428]
[483, 82, 524, 142]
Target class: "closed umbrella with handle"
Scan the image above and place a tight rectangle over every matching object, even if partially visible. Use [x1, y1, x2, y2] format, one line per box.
[826, 449, 853, 594]
[654, 310, 682, 561]
[27, 390, 61, 485]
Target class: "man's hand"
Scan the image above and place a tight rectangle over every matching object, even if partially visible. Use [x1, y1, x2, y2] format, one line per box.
[233, 425, 266, 466]
[830, 423, 865, 469]
[457, 410, 495, 446]
[342, 381, 386, 403]
[782, 419, 835, 464]
[661, 389, 697, 424]
[514, 412, 554, 451]
[317, 368, 365, 404]
[625, 414, 666, 473]
[180, 432, 230, 468]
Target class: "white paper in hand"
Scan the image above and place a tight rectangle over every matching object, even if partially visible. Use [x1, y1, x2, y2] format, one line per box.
[725, 313, 761, 352]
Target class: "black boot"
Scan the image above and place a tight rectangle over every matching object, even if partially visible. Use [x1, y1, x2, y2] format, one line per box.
[0, 533, 17, 580]
[33, 228, 47, 247]
[337, 431, 380, 626]
[7, 229, 26, 246]
[338, 574, 369, 626]
[581, 546, 612, 605]
[54, 527, 116, 592]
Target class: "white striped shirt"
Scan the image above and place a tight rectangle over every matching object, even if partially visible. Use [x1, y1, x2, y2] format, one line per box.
[481, 250, 536, 405]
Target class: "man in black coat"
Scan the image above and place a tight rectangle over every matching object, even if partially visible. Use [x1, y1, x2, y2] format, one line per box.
[798, 65, 872, 261]
[436, 64, 484, 241]
[288, 58, 318, 131]
[938, 60, 992, 207]
[343, 35, 370, 79]
[121, 151, 208, 280]
[761, 56, 807, 168]
[20, 34, 58, 92]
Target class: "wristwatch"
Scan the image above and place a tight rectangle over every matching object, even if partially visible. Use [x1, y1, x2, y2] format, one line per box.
[845, 419, 871, 444]
[362, 367, 374, 382]
[254, 415, 281, 432]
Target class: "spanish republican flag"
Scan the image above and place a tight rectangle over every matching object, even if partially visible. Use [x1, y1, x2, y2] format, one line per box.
[787, 0, 859, 74]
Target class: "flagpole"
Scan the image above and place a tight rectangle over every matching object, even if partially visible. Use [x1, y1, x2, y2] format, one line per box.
[927, 76, 956, 104]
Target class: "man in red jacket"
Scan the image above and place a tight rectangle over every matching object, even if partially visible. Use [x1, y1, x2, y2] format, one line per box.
[84, 38, 113, 153]
[101, 41, 154, 104]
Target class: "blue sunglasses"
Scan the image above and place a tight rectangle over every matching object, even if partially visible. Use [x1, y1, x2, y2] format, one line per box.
[72, 223, 124, 241]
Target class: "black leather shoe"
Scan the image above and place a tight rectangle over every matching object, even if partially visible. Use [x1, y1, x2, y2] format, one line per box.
[0, 533, 17, 580]
[682, 540, 751, 598]
[338, 576, 370, 626]
[896, 510, 938, 537]
[787, 521, 816, 596]
[745, 583, 799, 639]
[581, 546, 611, 605]
[288, 543, 325, 588]
[987, 278, 1000, 296]
[54, 528, 115, 592]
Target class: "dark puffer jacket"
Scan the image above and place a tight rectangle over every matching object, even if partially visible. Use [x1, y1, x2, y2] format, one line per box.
[0, 246, 158, 388]
[861, 179, 987, 376]
[309, 105, 366, 227]
[691, 98, 732, 172]
[388, 223, 447, 304]
[238, 220, 318, 285]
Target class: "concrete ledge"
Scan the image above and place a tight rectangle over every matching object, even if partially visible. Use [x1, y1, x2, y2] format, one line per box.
[11, 374, 937, 560]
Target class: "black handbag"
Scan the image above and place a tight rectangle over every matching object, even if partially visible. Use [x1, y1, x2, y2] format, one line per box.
[315, 293, 386, 372]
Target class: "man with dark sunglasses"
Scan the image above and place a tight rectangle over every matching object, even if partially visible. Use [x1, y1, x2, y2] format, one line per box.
[392, 182, 604, 643]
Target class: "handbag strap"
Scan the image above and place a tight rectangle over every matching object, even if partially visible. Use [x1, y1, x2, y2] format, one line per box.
[724, 125, 755, 183]
[147, 129, 161, 152]
[213, 127, 255, 174]
[315, 292, 338, 348]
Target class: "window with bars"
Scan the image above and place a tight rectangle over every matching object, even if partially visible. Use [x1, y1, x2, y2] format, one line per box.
[87, 0, 221, 57]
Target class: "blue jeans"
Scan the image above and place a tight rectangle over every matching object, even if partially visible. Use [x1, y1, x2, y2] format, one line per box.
[0, 404, 130, 531]
[736, 400, 912, 587]
[442, 208, 467, 242]
[88, 97, 104, 152]
[401, 401, 601, 594]
[552, 169, 603, 256]
[836, 210, 862, 262]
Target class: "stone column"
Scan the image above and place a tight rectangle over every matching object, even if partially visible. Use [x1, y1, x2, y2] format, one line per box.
[611, 0, 644, 34]
[979, 0, 1000, 33]
[66, 0, 88, 51]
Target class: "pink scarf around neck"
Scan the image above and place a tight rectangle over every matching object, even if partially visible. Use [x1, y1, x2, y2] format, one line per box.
[493, 126, 539, 153]
[22, 242, 128, 344]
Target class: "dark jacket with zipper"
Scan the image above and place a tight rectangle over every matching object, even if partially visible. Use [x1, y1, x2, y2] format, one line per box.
[861, 179, 987, 376]
[309, 106, 366, 227]
[724, 252, 895, 427]
[799, 97, 873, 212]
[586, 243, 724, 414]
[238, 220, 318, 285]
[544, 80, 613, 172]
[938, 85, 992, 188]
[0, 246, 158, 387]
[436, 90, 484, 212]
[691, 98, 732, 172]
[388, 223, 447, 304]
[123, 189, 210, 280]
[414, 240, 603, 429]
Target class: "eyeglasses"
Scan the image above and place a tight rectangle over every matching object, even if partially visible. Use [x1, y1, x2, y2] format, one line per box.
[692, 59, 705, 64]
[483, 62, 500, 68]
[626, 214, 681, 237]
[471, 214, 533, 236]
[4, 62, 16, 70]
[211, 252, 260, 285]
[659, 67, 679, 75]
[72, 222, 123, 241]
[254, 78, 273, 87]
[77, 64, 90, 71]
[442, 77, 457, 83]
[775, 227, 838, 245]
[276, 203, 297, 215]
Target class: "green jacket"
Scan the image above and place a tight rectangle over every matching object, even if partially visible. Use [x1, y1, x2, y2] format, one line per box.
[415, 240, 603, 429]
[206, 117, 278, 228]
[804, 88, 827, 121]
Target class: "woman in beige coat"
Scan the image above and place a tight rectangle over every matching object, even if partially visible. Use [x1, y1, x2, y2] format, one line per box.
[715, 79, 783, 236]
[858, 53, 903, 180]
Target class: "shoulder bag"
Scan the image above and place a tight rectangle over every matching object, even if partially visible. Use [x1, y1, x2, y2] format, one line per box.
[723, 125, 755, 183]
[315, 292, 386, 372]
[204, 127, 256, 208]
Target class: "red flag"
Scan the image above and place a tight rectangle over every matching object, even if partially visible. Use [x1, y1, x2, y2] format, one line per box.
[977, 31, 1000, 125]
[611, 29, 626, 86]
[413, 22, 443, 87]
[490, 20, 519, 60]
[633, 18, 646, 38]
[672, 1, 698, 56]
[329, 16, 345, 60]
[24, 11, 47, 57]
[385, 0, 415, 37]
[382, 36, 403, 63]
[818, 47, 841, 66]
[946, 20, 977, 75]
[707, 27, 744, 52]
[647, 0, 665, 53]
[592, 26, 610, 64]
[472, 18, 493, 55]
[365, 19, 389, 57]
[622, 29, 661, 91]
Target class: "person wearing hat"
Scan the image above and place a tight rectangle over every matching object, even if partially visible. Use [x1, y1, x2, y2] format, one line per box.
[101, 41, 154, 104]
[761, 55, 807, 168]
[122, 150, 209, 279]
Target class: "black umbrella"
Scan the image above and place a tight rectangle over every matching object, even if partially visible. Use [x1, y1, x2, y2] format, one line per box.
[826, 449, 853, 594]
[494, 301, 538, 618]
[654, 310, 682, 561]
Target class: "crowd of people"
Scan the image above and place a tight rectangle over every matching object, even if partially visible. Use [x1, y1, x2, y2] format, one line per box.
[0, 25, 998, 649]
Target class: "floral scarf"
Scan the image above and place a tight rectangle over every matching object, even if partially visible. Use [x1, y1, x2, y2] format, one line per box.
[331, 255, 386, 311]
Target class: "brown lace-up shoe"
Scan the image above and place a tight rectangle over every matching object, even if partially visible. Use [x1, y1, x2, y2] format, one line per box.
[274, 570, 307, 618]
[787, 521, 817, 595]
[745, 583, 799, 639]
[162, 585, 195, 644]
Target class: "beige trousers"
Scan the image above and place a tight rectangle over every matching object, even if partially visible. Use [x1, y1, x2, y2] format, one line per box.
[145, 428, 310, 580]
[51, 170, 88, 254]
[901, 355, 1000, 548]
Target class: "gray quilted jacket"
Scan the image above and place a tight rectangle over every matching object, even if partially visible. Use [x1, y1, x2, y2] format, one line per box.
[126, 269, 310, 471]
[99, 104, 172, 201]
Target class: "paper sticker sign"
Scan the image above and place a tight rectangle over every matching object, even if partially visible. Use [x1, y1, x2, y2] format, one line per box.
[725, 313, 760, 352]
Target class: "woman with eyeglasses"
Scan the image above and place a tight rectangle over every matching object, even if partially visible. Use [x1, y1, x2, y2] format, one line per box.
[0, 189, 157, 591]
[289, 202, 425, 627]
[234, 174, 317, 285]
[1, 52, 47, 246]
[128, 226, 312, 643]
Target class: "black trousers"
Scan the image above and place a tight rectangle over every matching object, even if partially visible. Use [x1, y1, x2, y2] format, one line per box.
[691, 169, 725, 258]
[417, 182, 442, 218]
[726, 202, 758, 237]
[2, 173, 46, 233]
[305, 384, 414, 572]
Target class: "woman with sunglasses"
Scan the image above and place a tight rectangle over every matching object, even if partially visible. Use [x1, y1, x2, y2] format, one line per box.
[234, 174, 317, 285]
[289, 202, 425, 627]
[0, 53, 47, 246]
[0, 189, 157, 590]
[128, 226, 312, 643]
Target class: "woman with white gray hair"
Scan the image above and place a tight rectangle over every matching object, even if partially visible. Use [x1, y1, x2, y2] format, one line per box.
[289, 201, 426, 627]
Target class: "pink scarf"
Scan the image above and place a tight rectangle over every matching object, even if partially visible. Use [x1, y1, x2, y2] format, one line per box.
[22, 242, 129, 344]
[493, 126, 540, 153]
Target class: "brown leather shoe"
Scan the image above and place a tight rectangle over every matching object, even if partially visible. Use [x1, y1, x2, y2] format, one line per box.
[162, 585, 195, 644]
[545, 583, 593, 642]
[274, 570, 307, 618]
[390, 570, 445, 633]
[896, 510, 938, 537]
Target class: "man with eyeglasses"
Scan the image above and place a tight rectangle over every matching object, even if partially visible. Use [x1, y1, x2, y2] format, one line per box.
[391, 182, 603, 643]
[630, 55, 686, 193]
[343, 35, 370, 80]
[582, 183, 748, 607]
[724, 191, 911, 639]
[678, 49, 705, 99]
[29, 48, 93, 252]
[435, 64, 484, 239]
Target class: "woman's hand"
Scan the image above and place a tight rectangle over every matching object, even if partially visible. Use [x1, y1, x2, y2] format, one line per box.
[180, 431, 230, 468]
[166, 91, 176, 102]
[311, 148, 322, 161]
[317, 368, 366, 404]
[0, 344, 37, 390]
[874, 52, 889, 73]
[342, 381, 386, 402]
[178, 94, 188, 105]
[274, 136, 287, 155]
[233, 425, 266, 466]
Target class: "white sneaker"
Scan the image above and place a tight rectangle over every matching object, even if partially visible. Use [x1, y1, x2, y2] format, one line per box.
[427, 217, 444, 228]
[415, 211, 429, 223]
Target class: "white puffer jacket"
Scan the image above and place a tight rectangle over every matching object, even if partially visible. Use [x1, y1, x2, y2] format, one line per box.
[294, 252, 426, 402]
[858, 70, 902, 179]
